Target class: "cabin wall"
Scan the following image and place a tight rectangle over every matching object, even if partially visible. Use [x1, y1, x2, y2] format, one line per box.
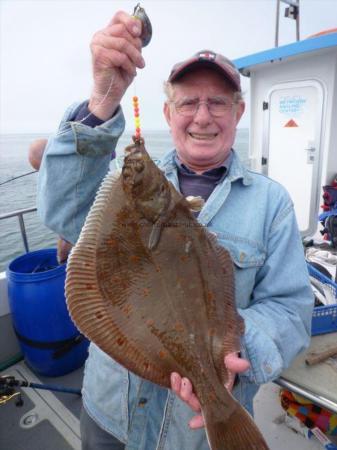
[325, 55, 337, 186]
[248, 49, 337, 237]
[249, 50, 336, 174]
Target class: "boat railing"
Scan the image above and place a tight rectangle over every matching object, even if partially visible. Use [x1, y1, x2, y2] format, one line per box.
[0, 207, 37, 254]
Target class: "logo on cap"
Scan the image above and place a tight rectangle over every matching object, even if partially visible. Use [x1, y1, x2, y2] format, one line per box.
[198, 51, 216, 61]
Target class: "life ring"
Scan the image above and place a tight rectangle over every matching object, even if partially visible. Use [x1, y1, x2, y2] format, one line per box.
[307, 28, 337, 39]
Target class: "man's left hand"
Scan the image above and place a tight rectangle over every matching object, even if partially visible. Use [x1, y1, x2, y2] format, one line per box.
[170, 352, 250, 429]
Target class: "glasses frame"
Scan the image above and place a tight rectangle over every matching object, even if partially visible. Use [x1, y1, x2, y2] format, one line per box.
[169, 96, 237, 117]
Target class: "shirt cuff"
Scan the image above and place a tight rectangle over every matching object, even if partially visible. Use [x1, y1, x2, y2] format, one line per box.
[72, 101, 115, 127]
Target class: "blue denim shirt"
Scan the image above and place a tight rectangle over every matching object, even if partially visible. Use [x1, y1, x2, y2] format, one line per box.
[37, 103, 314, 450]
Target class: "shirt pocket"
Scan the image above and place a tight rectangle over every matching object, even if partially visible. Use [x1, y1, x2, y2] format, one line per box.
[214, 232, 266, 308]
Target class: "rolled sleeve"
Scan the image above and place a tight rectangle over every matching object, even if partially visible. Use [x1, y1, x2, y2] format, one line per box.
[37, 102, 125, 244]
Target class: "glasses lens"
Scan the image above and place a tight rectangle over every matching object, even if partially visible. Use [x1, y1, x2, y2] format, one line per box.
[208, 98, 233, 116]
[175, 99, 199, 116]
[173, 98, 234, 117]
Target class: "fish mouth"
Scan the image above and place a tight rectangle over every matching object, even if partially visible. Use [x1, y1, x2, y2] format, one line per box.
[188, 132, 218, 141]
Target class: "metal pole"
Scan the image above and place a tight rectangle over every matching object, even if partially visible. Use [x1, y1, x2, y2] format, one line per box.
[296, 0, 300, 41]
[18, 214, 29, 253]
[275, 0, 280, 47]
[275, 377, 337, 414]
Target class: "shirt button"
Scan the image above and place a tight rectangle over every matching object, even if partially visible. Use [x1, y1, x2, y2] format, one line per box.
[138, 398, 147, 407]
[239, 252, 246, 262]
[263, 363, 272, 374]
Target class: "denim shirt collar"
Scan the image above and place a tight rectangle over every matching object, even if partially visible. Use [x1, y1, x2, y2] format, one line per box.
[159, 149, 253, 226]
[159, 148, 253, 187]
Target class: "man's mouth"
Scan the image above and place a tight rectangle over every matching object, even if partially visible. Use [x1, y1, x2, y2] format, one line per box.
[188, 132, 218, 140]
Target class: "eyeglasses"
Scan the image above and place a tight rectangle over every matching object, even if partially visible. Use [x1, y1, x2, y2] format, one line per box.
[170, 96, 236, 117]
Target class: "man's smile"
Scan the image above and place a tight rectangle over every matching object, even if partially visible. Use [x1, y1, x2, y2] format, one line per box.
[188, 132, 218, 140]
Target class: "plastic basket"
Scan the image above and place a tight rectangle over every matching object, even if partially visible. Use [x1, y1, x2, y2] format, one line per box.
[308, 263, 337, 335]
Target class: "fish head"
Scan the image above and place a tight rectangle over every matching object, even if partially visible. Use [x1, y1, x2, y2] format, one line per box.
[122, 137, 171, 223]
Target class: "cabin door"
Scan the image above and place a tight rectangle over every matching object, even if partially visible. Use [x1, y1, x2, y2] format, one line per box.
[264, 81, 324, 236]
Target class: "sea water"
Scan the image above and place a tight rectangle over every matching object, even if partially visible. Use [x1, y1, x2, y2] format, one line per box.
[0, 129, 249, 272]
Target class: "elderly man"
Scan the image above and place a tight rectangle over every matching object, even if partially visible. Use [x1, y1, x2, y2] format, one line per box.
[37, 10, 314, 450]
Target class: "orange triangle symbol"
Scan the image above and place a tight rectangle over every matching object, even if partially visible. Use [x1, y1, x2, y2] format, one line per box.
[284, 119, 298, 127]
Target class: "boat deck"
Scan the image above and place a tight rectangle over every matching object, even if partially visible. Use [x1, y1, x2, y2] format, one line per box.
[1, 360, 334, 450]
[0, 362, 82, 450]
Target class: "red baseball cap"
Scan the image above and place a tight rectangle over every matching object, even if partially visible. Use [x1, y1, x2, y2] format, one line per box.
[168, 50, 241, 91]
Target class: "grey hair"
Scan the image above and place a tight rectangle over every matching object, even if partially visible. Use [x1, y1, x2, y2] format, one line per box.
[163, 80, 244, 103]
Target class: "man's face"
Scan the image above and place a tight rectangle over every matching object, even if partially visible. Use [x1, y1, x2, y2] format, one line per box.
[164, 68, 245, 173]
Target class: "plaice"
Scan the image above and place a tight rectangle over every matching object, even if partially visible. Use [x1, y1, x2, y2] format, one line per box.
[65, 137, 270, 450]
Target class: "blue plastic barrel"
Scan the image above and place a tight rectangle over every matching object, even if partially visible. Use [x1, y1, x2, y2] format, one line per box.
[7, 248, 89, 376]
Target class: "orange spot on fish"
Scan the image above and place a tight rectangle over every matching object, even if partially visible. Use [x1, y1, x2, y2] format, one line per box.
[174, 322, 184, 332]
[117, 337, 125, 346]
[159, 350, 167, 359]
[180, 255, 188, 262]
[130, 254, 141, 263]
[207, 291, 215, 302]
[107, 238, 118, 247]
[86, 284, 94, 290]
[95, 311, 103, 319]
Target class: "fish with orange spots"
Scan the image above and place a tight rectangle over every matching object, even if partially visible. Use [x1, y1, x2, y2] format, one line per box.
[65, 137, 269, 450]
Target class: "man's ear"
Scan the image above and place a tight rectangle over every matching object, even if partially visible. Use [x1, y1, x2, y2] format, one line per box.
[163, 102, 172, 126]
[235, 101, 245, 124]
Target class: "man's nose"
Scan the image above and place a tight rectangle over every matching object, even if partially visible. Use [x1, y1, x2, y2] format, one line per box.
[193, 101, 212, 125]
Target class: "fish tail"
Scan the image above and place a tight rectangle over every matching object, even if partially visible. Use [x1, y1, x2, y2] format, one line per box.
[203, 401, 270, 450]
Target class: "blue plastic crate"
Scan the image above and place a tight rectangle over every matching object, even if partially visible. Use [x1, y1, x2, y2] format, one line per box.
[308, 263, 337, 335]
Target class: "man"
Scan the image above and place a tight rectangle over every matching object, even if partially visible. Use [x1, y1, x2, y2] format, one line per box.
[37, 10, 314, 450]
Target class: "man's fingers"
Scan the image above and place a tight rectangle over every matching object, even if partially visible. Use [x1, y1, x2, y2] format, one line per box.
[91, 45, 137, 77]
[189, 414, 205, 429]
[170, 374, 201, 413]
[224, 352, 250, 373]
[109, 10, 142, 38]
[99, 34, 144, 68]
[170, 372, 182, 393]
[92, 26, 144, 69]
[180, 378, 202, 412]
[103, 23, 143, 52]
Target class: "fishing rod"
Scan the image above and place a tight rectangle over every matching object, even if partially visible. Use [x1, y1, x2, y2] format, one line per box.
[0, 170, 37, 186]
[0, 375, 81, 407]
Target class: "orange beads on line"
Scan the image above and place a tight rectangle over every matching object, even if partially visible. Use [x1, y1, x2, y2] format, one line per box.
[133, 96, 141, 140]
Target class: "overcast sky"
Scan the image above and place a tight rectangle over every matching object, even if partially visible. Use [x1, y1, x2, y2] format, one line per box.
[1, 0, 337, 133]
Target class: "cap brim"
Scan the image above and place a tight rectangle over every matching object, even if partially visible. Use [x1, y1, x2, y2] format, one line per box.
[168, 60, 240, 91]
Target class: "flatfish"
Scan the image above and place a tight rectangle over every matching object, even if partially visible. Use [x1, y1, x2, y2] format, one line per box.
[65, 137, 269, 450]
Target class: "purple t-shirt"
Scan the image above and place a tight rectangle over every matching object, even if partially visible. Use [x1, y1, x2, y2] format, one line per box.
[175, 152, 232, 202]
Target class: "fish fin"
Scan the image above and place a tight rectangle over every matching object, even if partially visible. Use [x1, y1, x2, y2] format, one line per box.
[148, 224, 162, 250]
[203, 402, 270, 450]
[66, 170, 170, 388]
[185, 195, 204, 212]
[207, 232, 246, 349]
